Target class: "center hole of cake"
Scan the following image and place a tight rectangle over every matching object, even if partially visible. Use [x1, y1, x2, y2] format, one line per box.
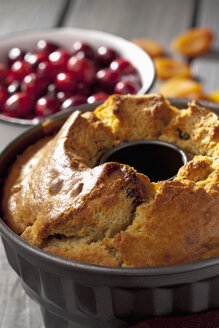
[100, 140, 188, 182]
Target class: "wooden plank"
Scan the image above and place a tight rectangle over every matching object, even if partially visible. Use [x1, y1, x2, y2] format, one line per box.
[196, 0, 219, 47]
[0, 123, 28, 153]
[0, 242, 43, 328]
[0, 0, 66, 37]
[64, 0, 195, 52]
[191, 0, 219, 93]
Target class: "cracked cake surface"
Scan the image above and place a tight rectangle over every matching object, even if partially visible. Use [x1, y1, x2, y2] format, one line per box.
[1, 93, 219, 267]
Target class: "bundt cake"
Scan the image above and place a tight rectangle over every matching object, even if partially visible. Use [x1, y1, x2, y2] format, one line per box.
[1, 93, 219, 267]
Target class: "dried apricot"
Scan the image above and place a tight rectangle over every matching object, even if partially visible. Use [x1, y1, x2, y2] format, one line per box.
[159, 77, 204, 99]
[132, 38, 164, 58]
[154, 57, 191, 79]
[206, 90, 219, 103]
[172, 27, 213, 57]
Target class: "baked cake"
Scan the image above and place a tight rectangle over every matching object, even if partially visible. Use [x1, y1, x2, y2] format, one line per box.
[1, 93, 219, 267]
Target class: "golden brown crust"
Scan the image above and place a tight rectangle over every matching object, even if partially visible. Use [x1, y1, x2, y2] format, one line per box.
[1, 136, 53, 234]
[43, 240, 120, 267]
[2, 94, 219, 267]
[19, 162, 152, 248]
[160, 100, 219, 159]
[114, 163, 219, 267]
[1, 109, 152, 253]
[55, 110, 115, 167]
[94, 93, 177, 142]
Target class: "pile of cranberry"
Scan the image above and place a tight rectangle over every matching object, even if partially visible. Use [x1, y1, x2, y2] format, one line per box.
[0, 39, 142, 120]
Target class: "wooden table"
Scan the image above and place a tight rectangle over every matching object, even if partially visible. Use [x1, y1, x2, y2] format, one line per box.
[0, 0, 218, 327]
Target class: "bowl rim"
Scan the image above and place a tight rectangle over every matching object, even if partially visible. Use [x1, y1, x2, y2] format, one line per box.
[0, 26, 155, 126]
[0, 97, 219, 278]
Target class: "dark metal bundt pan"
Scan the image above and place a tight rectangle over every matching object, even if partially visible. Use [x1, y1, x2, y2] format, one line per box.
[0, 99, 219, 328]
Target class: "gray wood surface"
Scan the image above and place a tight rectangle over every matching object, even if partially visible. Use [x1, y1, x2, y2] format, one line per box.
[0, 123, 29, 153]
[0, 0, 218, 327]
[64, 0, 195, 50]
[0, 242, 43, 328]
[0, 0, 65, 36]
[191, 0, 219, 92]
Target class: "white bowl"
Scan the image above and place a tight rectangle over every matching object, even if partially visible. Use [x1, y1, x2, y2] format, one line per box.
[0, 27, 155, 126]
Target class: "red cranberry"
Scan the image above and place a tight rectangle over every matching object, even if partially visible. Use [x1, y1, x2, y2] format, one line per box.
[91, 84, 108, 94]
[110, 58, 136, 75]
[35, 96, 59, 117]
[7, 81, 21, 94]
[56, 90, 73, 104]
[49, 49, 70, 70]
[1, 112, 18, 118]
[37, 61, 60, 81]
[0, 64, 8, 84]
[87, 92, 109, 104]
[76, 81, 90, 96]
[61, 95, 87, 110]
[3, 92, 34, 117]
[0, 86, 8, 111]
[25, 113, 36, 120]
[67, 56, 96, 85]
[36, 40, 59, 53]
[21, 73, 50, 98]
[11, 60, 33, 81]
[93, 62, 102, 74]
[47, 83, 56, 92]
[5, 71, 18, 85]
[121, 74, 142, 89]
[96, 68, 119, 87]
[7, 47, 25, 66]
[55, 72, 77, 91]
[114, 80, 138, 94]
[0, 40, 140, 120]
[72, 41, 95, 59]
[47, 84, 71, 104]
[97, 46, 117, 66]
[73, 51, 86, 59]
[47, 83, 57, 96]
[25, 52, 48, 69]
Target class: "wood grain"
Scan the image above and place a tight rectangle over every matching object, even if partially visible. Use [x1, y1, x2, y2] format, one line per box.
[0, 0, 66, 37]
[191, 0, 219, 93]
[0, 123, 28, 153]
[64, 0, 195, 51]
[0, 0, 218, 327]
[0, 242, 43, 328]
